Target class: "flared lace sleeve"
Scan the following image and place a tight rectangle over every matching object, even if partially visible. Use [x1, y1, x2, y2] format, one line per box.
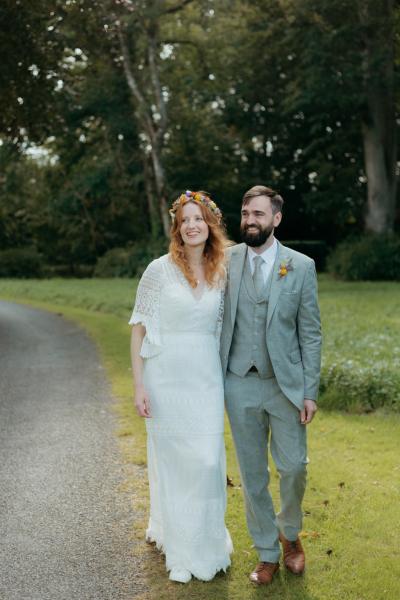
[129, 258, 163, 358]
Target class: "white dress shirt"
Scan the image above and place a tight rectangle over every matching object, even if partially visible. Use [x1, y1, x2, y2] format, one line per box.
[247, 237, 278, 286]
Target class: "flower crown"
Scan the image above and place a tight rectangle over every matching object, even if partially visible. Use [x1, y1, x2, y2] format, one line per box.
[169, 190, 222, 223]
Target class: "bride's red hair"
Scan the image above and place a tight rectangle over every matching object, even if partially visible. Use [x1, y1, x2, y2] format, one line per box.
[169, 196, 227, 288]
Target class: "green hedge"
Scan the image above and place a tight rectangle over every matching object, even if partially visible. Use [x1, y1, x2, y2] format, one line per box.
[327, 235, 400, 281]
[94, 240, 167, 278]
[0, 247, 43, 278]
[319, 360, 400, 413]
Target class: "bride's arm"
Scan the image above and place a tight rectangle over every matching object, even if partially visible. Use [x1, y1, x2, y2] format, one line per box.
[131, 324, 151, 418]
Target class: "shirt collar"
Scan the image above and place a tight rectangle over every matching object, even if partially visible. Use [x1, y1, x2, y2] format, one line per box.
[248, 237, 278, 264]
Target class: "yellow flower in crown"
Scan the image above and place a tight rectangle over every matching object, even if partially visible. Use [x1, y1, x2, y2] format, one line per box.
[278, 258, 294, 278]
[169, 189, 223, 223]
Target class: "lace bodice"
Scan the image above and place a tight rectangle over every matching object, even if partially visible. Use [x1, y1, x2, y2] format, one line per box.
[129, 254, 225, 357]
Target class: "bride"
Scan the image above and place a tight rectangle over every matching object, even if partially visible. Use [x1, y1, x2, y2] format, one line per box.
[129, 190, 233, 583]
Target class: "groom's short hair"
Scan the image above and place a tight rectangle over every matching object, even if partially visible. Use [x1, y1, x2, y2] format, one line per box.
[242, 185, 284, 215]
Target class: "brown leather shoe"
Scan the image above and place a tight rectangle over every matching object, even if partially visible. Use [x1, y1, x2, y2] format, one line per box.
[249, 561, 279, 585]
[279, 533, 305, 574]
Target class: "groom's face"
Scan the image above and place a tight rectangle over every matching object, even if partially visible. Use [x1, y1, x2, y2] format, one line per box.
[240, 196, 282, 248]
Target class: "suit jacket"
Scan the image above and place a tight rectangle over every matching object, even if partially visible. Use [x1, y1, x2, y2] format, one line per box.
[220, 241, 322, 410]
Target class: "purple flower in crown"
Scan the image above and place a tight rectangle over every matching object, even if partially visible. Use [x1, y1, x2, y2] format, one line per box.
[185, 190, 192, 197]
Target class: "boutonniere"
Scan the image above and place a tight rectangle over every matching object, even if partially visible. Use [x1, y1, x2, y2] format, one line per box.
[278, 258, 294, 279]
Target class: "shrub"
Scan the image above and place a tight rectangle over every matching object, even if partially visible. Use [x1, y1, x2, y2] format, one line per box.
[0, 247, 43, 278]
[94, 240, 167, 278]
[43, 264, 95, 278]
[327, 235, 400, 281]
[319, 359, 400, 413]
[93, 247, 132, 278]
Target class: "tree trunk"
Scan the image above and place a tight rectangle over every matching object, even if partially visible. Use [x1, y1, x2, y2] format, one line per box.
[117, 18, 171, 240]
[362, 109, 397, 234]
[143, 157, 162, 240]
[150, 144, 170, 238]
[360, 0, 397, 234]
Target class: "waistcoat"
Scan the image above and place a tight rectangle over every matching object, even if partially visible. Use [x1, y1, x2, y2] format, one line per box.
[228, 255, 274, 378]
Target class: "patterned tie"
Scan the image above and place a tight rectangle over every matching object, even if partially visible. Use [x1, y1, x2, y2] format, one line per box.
[252, 255, 265, 297]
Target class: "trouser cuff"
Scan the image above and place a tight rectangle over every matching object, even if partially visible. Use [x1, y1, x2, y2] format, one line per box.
[257, 549, 281, 563]
[280, 526, 300, 542]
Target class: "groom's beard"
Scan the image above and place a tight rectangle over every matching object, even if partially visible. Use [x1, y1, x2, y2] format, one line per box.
[240, 223, 274, 248]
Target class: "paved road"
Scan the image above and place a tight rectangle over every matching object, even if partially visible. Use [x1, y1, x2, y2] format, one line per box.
[0, 301, 146, 600]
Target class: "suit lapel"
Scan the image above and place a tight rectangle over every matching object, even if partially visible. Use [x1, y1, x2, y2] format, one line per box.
[267, 241, 290, 328]
[229, 244, 247, 327]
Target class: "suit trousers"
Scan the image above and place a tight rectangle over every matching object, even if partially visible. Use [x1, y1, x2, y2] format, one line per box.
[225, 371, 308, 563]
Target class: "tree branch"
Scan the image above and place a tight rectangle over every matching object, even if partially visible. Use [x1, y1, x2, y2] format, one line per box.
[117, 26, 155, 137]
[148, 31, 168, 138]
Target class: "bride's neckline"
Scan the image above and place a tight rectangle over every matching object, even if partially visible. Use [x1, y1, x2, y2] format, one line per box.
[170, 259, 210, 302]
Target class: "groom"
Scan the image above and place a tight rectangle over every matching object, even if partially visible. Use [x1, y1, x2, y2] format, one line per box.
[221, 185, 322, 584]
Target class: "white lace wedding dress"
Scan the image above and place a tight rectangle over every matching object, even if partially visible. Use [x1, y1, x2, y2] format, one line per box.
[129, 254, 232, 581]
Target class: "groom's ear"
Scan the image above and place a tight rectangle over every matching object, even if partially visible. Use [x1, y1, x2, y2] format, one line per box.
[273, 211, 282, 228]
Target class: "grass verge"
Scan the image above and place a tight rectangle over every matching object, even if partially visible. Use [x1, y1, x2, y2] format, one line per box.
[1, 283, 400, 599]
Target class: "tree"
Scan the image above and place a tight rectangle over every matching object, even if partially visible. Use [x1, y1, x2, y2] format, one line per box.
[105, 0, 201, 238]
[236, 0, 399, 234]
[0, 0, 64, 142]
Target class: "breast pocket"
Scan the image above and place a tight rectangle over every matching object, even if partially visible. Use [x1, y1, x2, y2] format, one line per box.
[279, 291, 300, 319]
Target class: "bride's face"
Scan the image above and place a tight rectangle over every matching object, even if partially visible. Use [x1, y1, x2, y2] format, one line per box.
[180, 202, 209, 247]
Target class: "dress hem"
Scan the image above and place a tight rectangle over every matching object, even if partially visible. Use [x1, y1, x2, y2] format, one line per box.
[145, 528, 233, 582]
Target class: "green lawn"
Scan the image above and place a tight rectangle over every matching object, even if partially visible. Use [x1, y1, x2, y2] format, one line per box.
[1, 277, 399, 600]
[2, 275, 399, 411]
[318, 277, 400, 411]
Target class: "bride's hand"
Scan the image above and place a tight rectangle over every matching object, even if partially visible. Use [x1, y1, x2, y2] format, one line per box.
[135, 385, 151, 418]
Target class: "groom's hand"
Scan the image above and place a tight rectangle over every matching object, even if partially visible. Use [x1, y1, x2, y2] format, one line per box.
[300, 399, 317, 425]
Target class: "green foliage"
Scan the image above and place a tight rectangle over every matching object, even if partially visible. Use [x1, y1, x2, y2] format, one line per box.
[126, 239, 168, 277]
[0, 0, 399, 263]
[327, 235, 400, 280]
[0, 247, 43, 278]
[94, 239, 168, 278]
[93, 247, 133, 278]
[320, 361, 400, 412]
[0, 0, 64, 141]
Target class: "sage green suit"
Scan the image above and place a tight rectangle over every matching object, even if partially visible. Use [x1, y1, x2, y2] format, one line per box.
[221, 241, 322, 563]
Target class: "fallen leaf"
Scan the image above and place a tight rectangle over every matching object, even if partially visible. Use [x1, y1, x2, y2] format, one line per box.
[299, 531, 320, 539]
